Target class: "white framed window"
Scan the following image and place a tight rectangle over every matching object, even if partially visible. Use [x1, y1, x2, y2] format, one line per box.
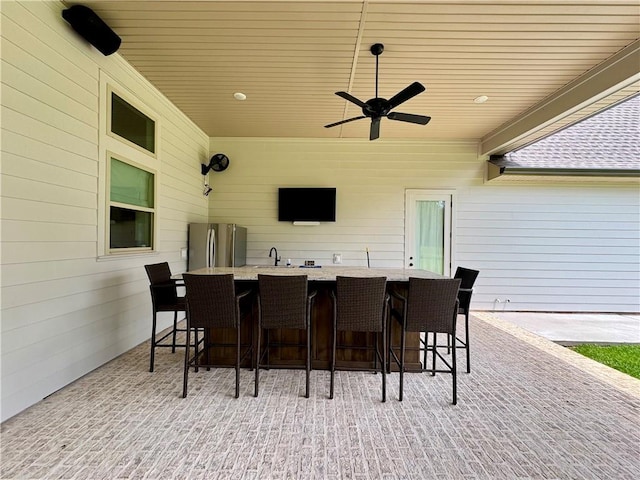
[98, 71, 160, 258]
[107, 85, 158, 158]
[107, 154, 156, 252]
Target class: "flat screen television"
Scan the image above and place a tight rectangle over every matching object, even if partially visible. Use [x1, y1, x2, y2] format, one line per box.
[278, 187, 336, 222]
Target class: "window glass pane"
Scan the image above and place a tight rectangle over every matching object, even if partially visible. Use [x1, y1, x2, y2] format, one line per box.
[110, 206, 153, 248]
[110, 158, 154, 208]
[111, 92, 155, 153]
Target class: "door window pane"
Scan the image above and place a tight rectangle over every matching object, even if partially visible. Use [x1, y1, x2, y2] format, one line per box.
[111, 92, 155, 153]
[415, 200, 445, 274]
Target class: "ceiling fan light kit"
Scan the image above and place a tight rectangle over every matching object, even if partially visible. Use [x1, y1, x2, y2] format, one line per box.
[325, 43, 431, 140]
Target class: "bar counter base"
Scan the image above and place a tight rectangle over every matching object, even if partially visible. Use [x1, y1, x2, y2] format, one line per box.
[198, 280, 424, 372]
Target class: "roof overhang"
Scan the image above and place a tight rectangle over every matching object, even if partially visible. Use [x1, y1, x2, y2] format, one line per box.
[480, 39, 640, 157]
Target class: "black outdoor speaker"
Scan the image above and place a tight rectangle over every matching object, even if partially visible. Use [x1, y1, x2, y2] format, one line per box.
[62, 5, 121, 56]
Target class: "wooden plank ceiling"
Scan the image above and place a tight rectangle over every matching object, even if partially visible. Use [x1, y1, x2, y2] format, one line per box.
[75, 1, 640, 149]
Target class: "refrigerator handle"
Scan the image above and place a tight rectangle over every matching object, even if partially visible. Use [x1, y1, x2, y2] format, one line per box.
[231, 226, 236, 267]
[205, 228, 210, 267]
[207, 227, 216, 268]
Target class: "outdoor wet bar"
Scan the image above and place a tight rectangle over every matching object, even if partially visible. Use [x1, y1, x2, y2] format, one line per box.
[177, 266, 444, 371]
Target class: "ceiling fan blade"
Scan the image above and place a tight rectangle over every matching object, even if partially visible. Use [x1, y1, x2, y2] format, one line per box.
[370, 117, 381, 140]
[324, 116, 366, 128]
[335, 91, 367, 108]
[387, 82, 426, 110]
[387, 112, 431, 125]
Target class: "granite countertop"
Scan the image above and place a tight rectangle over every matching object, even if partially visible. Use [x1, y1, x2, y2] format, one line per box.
[179, 266, 443, 281]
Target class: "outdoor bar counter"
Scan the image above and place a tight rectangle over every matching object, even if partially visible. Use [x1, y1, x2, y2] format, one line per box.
[180, 266, 444, 371]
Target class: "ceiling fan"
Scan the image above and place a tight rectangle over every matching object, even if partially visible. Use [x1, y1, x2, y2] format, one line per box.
[324, 43, 431, 140]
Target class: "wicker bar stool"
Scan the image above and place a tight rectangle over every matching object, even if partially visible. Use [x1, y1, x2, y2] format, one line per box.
[182, 274, 254, 398]
[330, 276, 389, 402]
[389, 277, 461, 404]
[255, 274, 317, 398]
[144, 262, 187, 372]
[453, 267, 480, 373]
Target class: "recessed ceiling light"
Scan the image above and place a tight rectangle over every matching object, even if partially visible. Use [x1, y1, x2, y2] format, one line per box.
[233, 92, 247, 101]
[474, 95, 489, 104]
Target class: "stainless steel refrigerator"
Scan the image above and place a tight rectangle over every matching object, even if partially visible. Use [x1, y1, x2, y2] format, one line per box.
[187, 223, 247, 270]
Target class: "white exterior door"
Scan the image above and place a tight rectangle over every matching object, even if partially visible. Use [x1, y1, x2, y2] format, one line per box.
[405, 189, 453, 275]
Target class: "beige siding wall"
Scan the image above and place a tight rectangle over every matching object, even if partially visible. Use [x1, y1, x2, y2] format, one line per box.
[1, 1, 209, 421]
[209, 138, 640, 312]
[456, 186, 640, 311]
[207, 138, 481, 267]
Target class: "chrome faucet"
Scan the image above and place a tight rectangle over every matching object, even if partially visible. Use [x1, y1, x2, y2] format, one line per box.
[269, 247, 280, 266]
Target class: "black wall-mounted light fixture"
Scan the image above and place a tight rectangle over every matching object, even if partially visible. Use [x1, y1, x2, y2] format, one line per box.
[62, 5, 121, 56]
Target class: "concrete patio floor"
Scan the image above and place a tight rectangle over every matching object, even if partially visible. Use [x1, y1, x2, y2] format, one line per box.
[484, 311, 640, 345]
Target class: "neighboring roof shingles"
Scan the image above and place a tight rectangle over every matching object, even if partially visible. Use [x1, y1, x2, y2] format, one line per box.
[501, 94, 640, 171]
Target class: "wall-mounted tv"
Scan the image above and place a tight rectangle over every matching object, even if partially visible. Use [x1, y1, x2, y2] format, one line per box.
[278, 187, 336, 222]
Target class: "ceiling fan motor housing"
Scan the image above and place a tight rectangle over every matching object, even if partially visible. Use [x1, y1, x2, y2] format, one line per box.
[364, 98, 390, 118]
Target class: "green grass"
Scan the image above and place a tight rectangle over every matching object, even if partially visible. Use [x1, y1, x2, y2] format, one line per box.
[570, 344, 640, 379]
